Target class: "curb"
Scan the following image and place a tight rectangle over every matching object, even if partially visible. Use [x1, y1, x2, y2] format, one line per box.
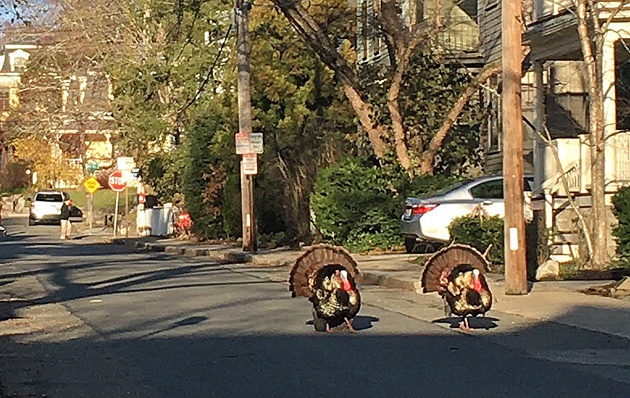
[127, 240, 422, 292]
[357, 271, 422, 293]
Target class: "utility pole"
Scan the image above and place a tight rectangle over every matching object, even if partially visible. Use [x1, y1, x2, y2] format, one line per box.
[236, 0, 257, 252]
[502, 0, 527, 294]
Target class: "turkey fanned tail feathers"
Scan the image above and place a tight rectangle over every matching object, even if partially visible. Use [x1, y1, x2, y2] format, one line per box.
[421, 244, 493, 323]
[289, 245, 361, 329]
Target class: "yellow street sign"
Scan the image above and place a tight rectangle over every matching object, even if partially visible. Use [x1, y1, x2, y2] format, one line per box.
[83, 176, 101, 194]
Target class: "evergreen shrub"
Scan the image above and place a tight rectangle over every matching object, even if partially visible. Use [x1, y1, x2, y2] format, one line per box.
[310, 157, 460, 252]
[612, 186, 630, 263]
[448, 215, 505, 268]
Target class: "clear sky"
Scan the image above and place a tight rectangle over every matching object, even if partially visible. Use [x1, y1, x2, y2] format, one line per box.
[0, 0, 55, 27]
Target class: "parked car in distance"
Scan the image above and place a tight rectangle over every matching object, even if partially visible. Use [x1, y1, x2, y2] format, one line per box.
[401, 175, 534, 253]
[29, 191, 83, 225]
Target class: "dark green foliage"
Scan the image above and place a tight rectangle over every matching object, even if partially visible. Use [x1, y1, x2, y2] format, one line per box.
[612, 186, 630, 262]
[142, 152, 185, 203]
[449, 216, 505, 267]
[182, 114, 239, 240]
[311, 156, 461, 252]
[311, 157, 403, 251]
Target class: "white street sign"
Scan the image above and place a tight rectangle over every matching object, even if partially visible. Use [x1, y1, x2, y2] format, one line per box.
[236, 132, 250, 155]
[242, 153, 258, 175]
[250, 133, 263, 154]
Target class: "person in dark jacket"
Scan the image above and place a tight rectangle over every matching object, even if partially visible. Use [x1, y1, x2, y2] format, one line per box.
[60, 197, 71, 239]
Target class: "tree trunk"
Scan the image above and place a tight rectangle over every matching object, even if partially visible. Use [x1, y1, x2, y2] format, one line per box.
[576, 0, 607, 269]
[418, 63, 502, 174]
[386, 48, 414, 173]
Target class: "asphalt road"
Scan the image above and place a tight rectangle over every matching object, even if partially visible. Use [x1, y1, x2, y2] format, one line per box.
[1, 215, 630, 397]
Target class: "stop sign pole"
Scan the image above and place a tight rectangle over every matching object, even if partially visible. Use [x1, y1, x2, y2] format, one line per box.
[108, 170, 127, 238]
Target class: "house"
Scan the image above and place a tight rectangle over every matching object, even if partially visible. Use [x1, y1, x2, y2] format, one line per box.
[0, 28, 116, 189]
[0, 38, 34, 171]
[478, 1, 630, 260]
[357, 0, 483, 68]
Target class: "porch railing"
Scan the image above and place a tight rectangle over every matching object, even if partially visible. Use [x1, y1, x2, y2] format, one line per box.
[540, 132, 630, 195]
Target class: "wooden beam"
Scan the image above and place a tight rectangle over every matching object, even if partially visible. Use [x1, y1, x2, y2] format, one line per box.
[502, 0, 528, 294]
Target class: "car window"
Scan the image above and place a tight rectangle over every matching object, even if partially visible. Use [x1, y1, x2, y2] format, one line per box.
[469, 180, 504, 199]
[430, 179, 471, 197]
[35, 193, 63, 202]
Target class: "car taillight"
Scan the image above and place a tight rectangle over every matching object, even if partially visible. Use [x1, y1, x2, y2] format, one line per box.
[412, 204, 438, 215]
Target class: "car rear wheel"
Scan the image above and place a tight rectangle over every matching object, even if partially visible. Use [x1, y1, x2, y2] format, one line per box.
[404, 238, 417, 253]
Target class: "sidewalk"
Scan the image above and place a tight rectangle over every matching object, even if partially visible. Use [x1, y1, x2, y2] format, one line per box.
[124, 237, 630, 341]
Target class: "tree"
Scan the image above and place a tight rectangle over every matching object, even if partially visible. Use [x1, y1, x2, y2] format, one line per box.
[269, 0, 500, 176]
[248, 1, 356, 241]
[574, 0, 630, 269]
[3, 24, 115, 188]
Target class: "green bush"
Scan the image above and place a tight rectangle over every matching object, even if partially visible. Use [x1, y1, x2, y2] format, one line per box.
[310, 157, 461, 252]
[310, 157, 403, 252]
[448, 215, 505, 268]
[612, 186, 630, 263]
[183, 116, 239, 240]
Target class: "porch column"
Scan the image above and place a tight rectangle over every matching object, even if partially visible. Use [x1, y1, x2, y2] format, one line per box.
[532, 61, 546, 192]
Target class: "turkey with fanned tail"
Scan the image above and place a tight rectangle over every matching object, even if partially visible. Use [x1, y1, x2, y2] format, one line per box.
[421, 244, 492, 331]
[289, 245, 361, 332]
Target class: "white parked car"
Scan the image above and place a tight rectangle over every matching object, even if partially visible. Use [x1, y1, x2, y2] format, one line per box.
[400, 175, 534, 253]
[28, 191, 83, 225]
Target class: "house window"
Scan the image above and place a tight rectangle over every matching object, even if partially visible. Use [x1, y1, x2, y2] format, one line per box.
[416, 0, 424, 23]
[372, 0, 380, 56]
[485, 75, 501, 152]
[362, 0, 369, 60]
[0, 90, 10, 112]
[12, 56, 27, 72]
[616, 39, 630, 130]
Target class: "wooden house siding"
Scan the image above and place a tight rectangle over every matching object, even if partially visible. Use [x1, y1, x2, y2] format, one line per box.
[478, 0, 501, 64]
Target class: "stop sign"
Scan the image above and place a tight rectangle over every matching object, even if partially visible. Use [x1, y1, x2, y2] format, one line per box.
[108, 170, 127, 192]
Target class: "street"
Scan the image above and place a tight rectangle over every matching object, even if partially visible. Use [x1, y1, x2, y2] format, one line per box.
[1, 216, 630, 397]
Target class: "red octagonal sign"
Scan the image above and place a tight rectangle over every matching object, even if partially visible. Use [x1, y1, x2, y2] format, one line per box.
[108, 170, 127, 192]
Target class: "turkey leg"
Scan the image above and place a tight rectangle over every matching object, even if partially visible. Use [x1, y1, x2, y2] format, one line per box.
[344, 317, 356, 333]
[459, 317, 471, 331]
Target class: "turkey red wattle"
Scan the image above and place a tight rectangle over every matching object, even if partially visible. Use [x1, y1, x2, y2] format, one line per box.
[473, 275, 482, 292]
[340, 271, 352, 291]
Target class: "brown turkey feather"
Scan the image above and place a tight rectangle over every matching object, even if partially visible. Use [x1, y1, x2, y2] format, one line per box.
[289, 245, 359, 298]
[421, 244, 490, 293]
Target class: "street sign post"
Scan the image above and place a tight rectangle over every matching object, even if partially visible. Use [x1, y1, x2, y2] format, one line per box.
[83, 176, 101, 194]
[108, 170, 127, 192]
[235, 132, 250, 155]
[83, 176, 101, 233]
[250, 133, 263, 154]
[108, 170, 127, 238]
[242, 153, 257, 175]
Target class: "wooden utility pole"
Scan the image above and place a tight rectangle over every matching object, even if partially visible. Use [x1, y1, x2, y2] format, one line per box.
[502, 0, 527, 294]
[236, 0, 257, 252]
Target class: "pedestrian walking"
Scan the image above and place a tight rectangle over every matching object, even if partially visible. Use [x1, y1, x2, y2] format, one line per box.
[60, 196, 72, 240]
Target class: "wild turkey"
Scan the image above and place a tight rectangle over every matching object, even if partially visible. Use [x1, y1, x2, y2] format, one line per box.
[421, 244, 492, 331]
[289, 244, 361, 332]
